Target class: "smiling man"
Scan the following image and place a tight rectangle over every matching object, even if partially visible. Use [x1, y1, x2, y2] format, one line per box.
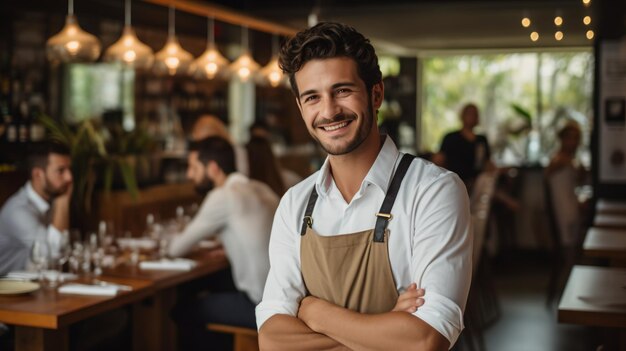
[256, 22, 473, 350]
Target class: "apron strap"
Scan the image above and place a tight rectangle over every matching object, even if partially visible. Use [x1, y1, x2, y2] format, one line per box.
[374, 153, 415, 242]
[300, 186, 319, 236]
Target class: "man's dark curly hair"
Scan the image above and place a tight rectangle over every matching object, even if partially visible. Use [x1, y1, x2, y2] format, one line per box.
[279, 22, 382, 98]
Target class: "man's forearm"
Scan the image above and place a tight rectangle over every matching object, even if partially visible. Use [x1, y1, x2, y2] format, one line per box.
[258, 314, 350, 351]
[51, 198, 70, 232]
[300, 298, 449, 351]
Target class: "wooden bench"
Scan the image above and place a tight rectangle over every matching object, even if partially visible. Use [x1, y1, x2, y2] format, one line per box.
[207, 323, 259, 351]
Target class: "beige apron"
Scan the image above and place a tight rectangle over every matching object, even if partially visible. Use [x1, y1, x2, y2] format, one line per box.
[300, 154, 414, 314]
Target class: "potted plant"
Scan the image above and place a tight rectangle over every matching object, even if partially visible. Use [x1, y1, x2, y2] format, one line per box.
[38, 115, 156, 221]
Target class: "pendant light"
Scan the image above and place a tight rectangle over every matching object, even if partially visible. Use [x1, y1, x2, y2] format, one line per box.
[230, 26, 259, 82]
[46, 0, 101, 63]
[104, 0, 154, 69]
[190, 17, 229, 79]
[154, 5, 193, 76]
[260, 35, 286, 87]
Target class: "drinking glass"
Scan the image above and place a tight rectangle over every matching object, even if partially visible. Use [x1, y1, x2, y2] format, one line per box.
[30, 238, 50, 283]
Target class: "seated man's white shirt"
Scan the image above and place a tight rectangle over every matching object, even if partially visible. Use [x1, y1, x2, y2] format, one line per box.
[169, 173, 279, 304]
[256, 137, 472, 346]
[0, 182, 63, 275]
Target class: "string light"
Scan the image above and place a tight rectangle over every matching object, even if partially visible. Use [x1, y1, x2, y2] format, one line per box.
[530, 32, 539, 41]
[521, 17, 531, 28]
[555, 31, 564, 41]
[554, 16, 563, 26]
[582, 0, 591, 7]
[586, 30, 594, 40]
[583, 16, 591, 25]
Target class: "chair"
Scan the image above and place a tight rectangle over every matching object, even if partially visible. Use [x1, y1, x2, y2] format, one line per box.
[206, 323, 259, 351]
[455, 171, 499, 351]
[543, 176, 567, 308]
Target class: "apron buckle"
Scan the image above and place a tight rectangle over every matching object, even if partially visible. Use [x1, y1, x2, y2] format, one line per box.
[304, 216, 313, 228]
[375, 212, 393, 221]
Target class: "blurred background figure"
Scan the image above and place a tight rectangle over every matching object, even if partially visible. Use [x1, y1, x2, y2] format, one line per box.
[247, 121, 302, 195]
[545, 120, 588, 247]
[190, 114, 249, 176]
[433, 103, 494, 189]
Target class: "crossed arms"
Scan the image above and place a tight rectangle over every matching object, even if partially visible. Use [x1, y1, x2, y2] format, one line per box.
[259, 284, 449, 351]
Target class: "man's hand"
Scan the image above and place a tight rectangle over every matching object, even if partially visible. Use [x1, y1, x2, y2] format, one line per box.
[297, 296, 327, 332]
[55, 183, 73, 205]
[392, 283, 425, 313]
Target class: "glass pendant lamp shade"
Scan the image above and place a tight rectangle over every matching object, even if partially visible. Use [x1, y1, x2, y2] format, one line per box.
[104, 0, 154, 69]
[104, 27, 154, 69]
[154, 6, 193, 75]
[190, 18, 229, 79]
[260, 36, 285, 87]
[261, 56, 284, 87]
[231, 52, 260, 81]
[230, 26, 259, 81]
[46, 0, 101, 64]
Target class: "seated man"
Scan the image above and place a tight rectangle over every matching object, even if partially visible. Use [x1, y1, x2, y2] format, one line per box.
[0, 141, 72, 274]
[169, 136, 280, 349]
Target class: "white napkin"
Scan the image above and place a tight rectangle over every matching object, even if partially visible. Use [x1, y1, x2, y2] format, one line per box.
[4, 271, 77, 281]
[58, 283, 119, 296]
[117, 238, 157, 250]
[139, 259, 197, 271]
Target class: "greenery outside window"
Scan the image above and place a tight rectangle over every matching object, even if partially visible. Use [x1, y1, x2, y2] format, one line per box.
[420, 51, 593, 167]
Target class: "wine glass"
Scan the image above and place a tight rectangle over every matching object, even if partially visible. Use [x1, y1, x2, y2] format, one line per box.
[30, 238, 50, 283]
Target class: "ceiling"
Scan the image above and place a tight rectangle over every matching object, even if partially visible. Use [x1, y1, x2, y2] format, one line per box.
[204, 0, 597, 55]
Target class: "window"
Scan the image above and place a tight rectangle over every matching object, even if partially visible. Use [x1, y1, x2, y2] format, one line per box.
[421, 51, 593, 166]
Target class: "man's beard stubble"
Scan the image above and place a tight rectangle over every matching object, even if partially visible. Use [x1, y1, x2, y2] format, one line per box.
[194, 175, 214, 196]
[313, 100, 375, 156]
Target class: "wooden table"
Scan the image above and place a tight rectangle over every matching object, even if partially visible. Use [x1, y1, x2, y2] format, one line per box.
[103, 249, 229, 351]
[0, 250, 229, 351]
[583, 227, 626, 266]
[597, 199, 626, 215]
[0, 277, 152, 351]
[558, 265, 626, 349]
[594, 214, 626, 229]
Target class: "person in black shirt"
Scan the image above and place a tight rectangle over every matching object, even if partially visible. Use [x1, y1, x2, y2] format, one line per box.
[433, 103, 493, 187]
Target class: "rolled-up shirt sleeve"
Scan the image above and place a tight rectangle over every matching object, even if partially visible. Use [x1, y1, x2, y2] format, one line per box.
[255, 193, 307, 330]
[411, 173, 473, 347]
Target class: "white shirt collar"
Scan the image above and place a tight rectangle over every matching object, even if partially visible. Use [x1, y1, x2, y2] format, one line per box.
[225, 172, 248, 187]
[315, 135, 401, 198]
[25, 181, 50, 214]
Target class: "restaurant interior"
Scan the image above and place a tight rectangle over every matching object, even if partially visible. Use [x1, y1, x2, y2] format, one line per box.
[0, 0, 625, 350]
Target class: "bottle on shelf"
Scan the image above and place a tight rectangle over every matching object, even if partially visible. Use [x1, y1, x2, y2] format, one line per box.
[17, 100, 29, 143]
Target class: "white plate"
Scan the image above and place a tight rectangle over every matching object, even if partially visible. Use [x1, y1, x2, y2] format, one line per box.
[0, 280, 40, 295]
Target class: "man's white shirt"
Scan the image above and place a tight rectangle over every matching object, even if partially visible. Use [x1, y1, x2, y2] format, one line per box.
[169, 173, 279, 304]
[256, 137, 473, 346]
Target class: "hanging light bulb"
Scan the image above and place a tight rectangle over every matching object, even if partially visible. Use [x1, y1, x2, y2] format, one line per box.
[530, 31, 539, 42]
[190, 17, 229, 79]
[230, 26, 259, 82]
[46, 0, 101, 63]
[154, 5, 193, 75]
[261, 35, 286, 87]
[554, 16, 563, 27]
[555, 31, 564, 41]
[104, 0, 153, 69]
